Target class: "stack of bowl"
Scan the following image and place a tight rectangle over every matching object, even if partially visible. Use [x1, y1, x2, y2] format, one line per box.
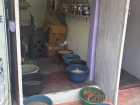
[22, 60, 46, 96]
[60, 51, 90, 84]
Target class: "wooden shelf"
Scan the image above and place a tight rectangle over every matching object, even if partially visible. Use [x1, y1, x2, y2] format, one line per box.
[60, 12, 90, 17]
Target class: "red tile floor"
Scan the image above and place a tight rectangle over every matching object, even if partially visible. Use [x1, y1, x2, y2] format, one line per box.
[31, 56, 96, 94]
[119, 70, 140, 90]
[25, 55, 140, 105]
[55, 87, 140, 105]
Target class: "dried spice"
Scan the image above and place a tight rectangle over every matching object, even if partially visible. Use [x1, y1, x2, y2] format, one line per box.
[27, 102, 48, 105]
[72, 68, 84, 73]
[23, 81, 40, 84]
[82, 88, 105, 103]
[23, 61, 36, 65]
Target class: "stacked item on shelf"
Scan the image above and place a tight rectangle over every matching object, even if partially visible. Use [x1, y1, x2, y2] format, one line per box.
[19, 0, 34, 48]
[58, 4, 90, 15]
[43, 10, 67, 56]
[47, 0, 61, 11]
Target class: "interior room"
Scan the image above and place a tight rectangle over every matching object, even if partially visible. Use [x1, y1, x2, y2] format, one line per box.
[17, 0, 140, 104]
[20, 0, 96, 99]
[120, 0, 140, 90]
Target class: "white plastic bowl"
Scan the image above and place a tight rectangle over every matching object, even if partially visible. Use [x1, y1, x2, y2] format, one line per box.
[22, 65, 39, 74]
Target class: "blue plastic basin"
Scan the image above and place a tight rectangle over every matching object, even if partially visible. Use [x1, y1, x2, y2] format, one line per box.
[67, 64, 89, 83]
[23, 95, 53, 105]
[62, 54, 80, 66]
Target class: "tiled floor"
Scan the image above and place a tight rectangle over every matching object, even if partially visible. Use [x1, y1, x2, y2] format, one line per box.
[119, 70, 140, 90]
[55, 86, 140, 105]
[24, 55, 140, 105]
[34, 56, 140, 93]
[24, 55, 96, 96]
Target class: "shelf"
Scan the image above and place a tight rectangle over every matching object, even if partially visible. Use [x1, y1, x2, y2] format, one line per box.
[60, 12, 90, 17]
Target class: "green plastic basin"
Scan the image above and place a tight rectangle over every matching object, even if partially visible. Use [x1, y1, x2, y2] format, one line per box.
[79, 87, 106, 105]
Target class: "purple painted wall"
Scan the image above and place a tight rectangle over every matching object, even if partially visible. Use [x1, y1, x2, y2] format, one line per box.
[87, 0, 100, 81]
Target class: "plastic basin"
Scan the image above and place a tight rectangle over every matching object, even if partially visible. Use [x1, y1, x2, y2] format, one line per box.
[22, 65, 39, 74]
[67, 64, 89, 83]
[79, 87, 106, 105]
[69, 60, 87, 66]
[62, 54, 80, 66]
[23, 95, 53, 105]
[22, 73, 46, 96]
[57, 49, 73, 60]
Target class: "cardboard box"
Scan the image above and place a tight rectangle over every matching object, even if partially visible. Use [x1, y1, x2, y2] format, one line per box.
[43, 10, 67, 45]
[45, 10, 67, 26]
[19, 0, 30, 9]
[19, 9, 31, 26]
[46, 45, 67, 56]
[43, 20, 66, 45]
[20, 26, 34, 37]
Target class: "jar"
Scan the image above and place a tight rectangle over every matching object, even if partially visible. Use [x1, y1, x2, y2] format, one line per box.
[84, 6, 88, 10]
[78, 6, 81, 10]
[77, 10, 83, 15]
[84, 10, 90, 15]
[73, 5, 77, 9]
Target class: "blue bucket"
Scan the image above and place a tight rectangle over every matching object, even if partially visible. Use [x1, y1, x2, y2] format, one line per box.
[62, 54, 80, 66]
[23, 95, 53, 105]
[67, 64, 89, 83]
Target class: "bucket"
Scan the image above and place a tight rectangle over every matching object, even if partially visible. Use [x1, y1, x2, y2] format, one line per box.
[23, 95, 53, 105]
[22, 65, 39, 74]
[22, 73, 45, 96]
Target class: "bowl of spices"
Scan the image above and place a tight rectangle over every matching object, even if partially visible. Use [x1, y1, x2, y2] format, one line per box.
[67, 64, 89, 83]
[57, 49, 73, 60]
[22, 73, 46, 96]
[79, 87, 106, 105]
[23, 95, 53, 105]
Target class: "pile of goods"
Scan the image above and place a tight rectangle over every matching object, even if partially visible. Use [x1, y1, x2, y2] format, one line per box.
[27, 102, 48, 105]
[82, 88, 105, 103]
[58, 50, 72, 54]
[72, 68, 84, 73]
[23, 61, 36, 65]
[23, 81, 40, 85]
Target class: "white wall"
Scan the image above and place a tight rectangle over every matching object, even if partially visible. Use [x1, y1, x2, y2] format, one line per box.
[63, 0, 91, 61]
[122, 0, 140, 79]
[27, 0, 47, 28]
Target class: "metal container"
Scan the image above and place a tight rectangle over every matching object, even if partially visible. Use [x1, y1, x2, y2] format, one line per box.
[73, 5, 77, 9]
[84, 10, 90, 15]
[83, 6, 88, 10]
[78, 6, 81, 10]
[77, 10, 83, 15]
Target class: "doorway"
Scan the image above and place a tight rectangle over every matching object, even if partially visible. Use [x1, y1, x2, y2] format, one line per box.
[18, 0, 96, 102]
